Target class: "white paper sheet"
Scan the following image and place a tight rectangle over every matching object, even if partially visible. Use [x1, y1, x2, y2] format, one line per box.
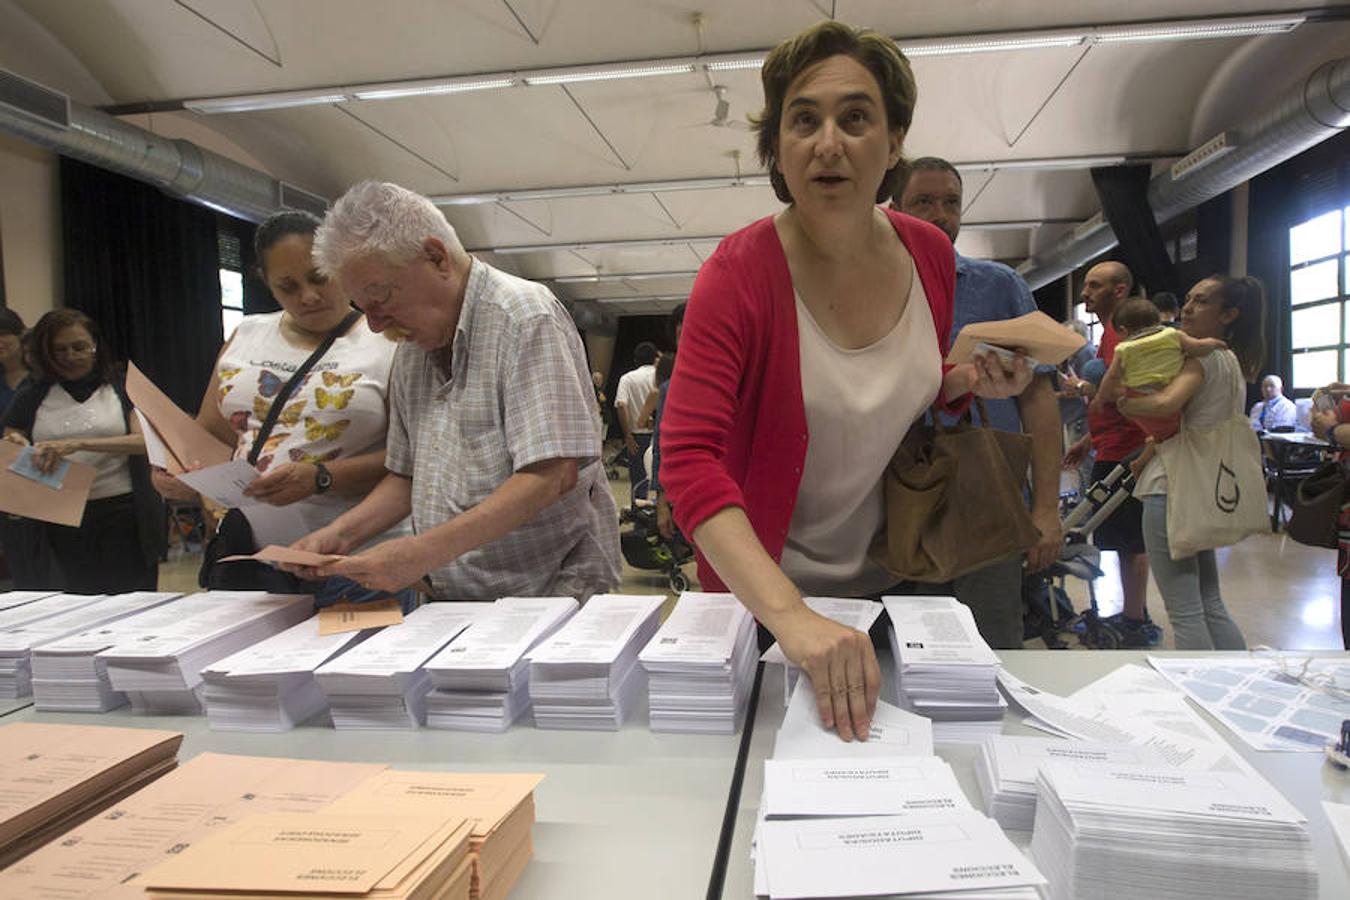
[762, 755, 967, 818]
[1323, 800, 1350, 868]
[1149, 655, 1350, 753]
[640, 592, 751, 664]
[759, 811, 1044, 899]
[773, 675, 934, 759]
[173, 460, 310, 547]
[759, 597, 883, 666]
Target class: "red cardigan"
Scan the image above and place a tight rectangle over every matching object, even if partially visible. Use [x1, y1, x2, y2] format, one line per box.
[660, 209, 961, 592]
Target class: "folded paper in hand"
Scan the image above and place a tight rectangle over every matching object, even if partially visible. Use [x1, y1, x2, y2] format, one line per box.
[220, 545, 345, 567]
[0, 441, 96, 527]
[946, 310, 1086, 367]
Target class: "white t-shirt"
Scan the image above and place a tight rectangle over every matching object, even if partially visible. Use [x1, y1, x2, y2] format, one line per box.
[1136, 348, 1245, 497]
[216, 312, 399, 540]
[780, 276, 942, 596]
[615, 363, 657, 435]
[32, 383, 132, 500]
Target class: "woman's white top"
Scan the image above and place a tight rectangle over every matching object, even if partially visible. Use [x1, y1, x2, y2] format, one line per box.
[1135, 348, 1245, 497]
[781, 275, 942, 596]
[216, 312, 400, 539]
[32, 383, 132, 501]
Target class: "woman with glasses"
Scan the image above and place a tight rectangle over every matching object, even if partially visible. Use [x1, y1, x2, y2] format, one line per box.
[1, 309, 160, 592]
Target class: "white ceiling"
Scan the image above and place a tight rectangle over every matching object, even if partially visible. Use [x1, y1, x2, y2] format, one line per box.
[3, 0, 1349, 315]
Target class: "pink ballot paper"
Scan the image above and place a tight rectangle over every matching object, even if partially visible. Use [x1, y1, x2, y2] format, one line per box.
[124, 361, 233, 470]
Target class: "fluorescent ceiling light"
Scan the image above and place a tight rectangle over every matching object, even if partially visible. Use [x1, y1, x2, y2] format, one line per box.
[488, 236, 724, 255]
[554, 271, 697, 284]
[352, 76, 518, 100]
[900, 34, 1085, 57]
[432, 175, 770, 206]
[1094, 15, 1304, 44]
[523, 62, 695, 86]
[185, 89, 348, 113]
[704, 54, 766, 71]
[957, 154, 1130, 171]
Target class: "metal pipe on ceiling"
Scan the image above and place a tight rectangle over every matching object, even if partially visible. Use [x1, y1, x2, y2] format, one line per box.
[1017, 57, 1350, 290]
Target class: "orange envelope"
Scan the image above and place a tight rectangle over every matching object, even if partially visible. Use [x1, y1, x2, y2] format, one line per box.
[0, 441, 96, 527]
[220, 545, 346, 567]
[945, 310, 1086, 367]
[125, 362, 233, 469]
[318, 599, 406, 636]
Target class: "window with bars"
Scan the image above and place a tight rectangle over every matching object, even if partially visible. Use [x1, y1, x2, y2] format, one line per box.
[217, 227, 245, 338]
[1288, 206, 1350, 390]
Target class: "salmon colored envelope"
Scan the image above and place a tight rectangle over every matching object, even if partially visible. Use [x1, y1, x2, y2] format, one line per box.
[0, 441, 96, 526]
[945, 310, 1086, 367]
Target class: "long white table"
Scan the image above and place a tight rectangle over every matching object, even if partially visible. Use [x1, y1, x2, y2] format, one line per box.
[8, 698, 749, 900]
[722, 650, 1350, 899]
[7, 651, 1350, 899]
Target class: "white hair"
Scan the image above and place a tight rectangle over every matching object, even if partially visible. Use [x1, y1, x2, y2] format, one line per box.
[1263, 374, 1283, 391]
[313, 180, 465, 276]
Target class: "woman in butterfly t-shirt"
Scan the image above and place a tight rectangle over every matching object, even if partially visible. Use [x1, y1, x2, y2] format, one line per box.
[154, 210, 399, 547]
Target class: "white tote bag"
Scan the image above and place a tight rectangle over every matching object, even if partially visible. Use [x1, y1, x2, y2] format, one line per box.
[1158, 412, 1268, 560]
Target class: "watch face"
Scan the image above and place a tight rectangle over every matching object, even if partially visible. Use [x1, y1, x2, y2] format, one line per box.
[315, 465, 333, 492]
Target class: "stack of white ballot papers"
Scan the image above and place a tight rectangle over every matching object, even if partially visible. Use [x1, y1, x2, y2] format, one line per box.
[0, 592, 102, 633]
[33, 596, 225, 712]
[973, 735, 1165, 830]
[528, 593, 663, 730]
[760, 596, 883, 704]
[98, 592, 314, 714]
[1031, 762, 1318, 900]
[423, 596, 578, 732]
[774, 676, 934, 760]
[0, 592, 180, 698]
[639, 591, 757, 734]
[0, 591, 59, 612]
[884, 595, 1005, 742]
[200, 615, 375, 731]
[315, 602, 479, 730]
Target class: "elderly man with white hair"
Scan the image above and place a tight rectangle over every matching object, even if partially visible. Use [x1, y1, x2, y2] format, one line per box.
[290, 180, 620, 601]
[1249, 374, 1296, 432]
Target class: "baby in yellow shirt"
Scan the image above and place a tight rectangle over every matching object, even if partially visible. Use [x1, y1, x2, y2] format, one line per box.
[1095, 297, 1226, 441]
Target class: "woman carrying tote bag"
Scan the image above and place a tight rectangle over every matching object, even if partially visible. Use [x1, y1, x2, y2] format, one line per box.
[1117, 275, 1267, 650]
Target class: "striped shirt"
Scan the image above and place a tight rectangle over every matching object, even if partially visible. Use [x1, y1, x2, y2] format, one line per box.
[386, 259, 621, 601]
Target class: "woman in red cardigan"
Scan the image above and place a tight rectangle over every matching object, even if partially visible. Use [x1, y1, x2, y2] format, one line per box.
[660, 21, 1030, 742]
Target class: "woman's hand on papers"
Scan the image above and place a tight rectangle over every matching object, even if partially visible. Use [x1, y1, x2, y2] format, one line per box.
[774, 607, 880, 742]
[243, 462, 316, 506]
[943, 350, 1034, 401]
[317, 534, 434, 593]
[31, 439, 82, 473]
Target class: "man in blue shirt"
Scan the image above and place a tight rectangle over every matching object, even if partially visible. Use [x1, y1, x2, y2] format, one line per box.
[891, 157, 1063, 648]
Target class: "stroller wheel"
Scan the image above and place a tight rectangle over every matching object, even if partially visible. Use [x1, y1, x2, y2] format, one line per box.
[669, 571, 689, 594]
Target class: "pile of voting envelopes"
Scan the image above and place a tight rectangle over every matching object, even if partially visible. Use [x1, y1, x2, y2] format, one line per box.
[639, 591, 758, 734]
[321, 770, 544, 900]
[315, 602, 479, 729]
[528, 593, 663, 730]
[885, 595, 1006, 742]
[0, 722, 182, 868]
[424, 596, 578, 732]
[1030, 761, 1317, 900]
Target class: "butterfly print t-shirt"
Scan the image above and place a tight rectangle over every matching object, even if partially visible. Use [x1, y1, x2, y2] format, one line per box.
[217, 311, 399, 541]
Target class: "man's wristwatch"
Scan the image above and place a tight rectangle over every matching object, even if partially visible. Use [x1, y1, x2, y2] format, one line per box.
[313, 462, 334, 494]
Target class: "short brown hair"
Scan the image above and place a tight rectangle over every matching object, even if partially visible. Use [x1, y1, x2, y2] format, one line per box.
[1111, 297, 1161, 334]
[28, 309, 115, 384]
[753, 21, 916, 205]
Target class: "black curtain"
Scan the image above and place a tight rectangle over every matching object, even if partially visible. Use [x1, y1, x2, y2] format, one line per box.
[60, 157, 222, 412]
[1090, 164, 1182, 298]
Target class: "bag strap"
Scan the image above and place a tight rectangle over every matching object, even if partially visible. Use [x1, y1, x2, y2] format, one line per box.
[248, 310, 361, 466]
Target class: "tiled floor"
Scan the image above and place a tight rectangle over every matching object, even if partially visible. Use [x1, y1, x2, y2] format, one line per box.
[157, 472, 1347, 652]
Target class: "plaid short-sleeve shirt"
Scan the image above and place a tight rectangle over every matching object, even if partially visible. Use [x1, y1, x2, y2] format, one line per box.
[386, 259, 621, 600]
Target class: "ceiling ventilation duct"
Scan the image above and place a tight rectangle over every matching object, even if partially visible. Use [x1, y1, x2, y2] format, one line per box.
[1018, 57, 1350, 289]
[0, 69, 312, 222]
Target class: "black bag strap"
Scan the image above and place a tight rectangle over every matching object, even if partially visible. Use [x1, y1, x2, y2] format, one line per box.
[248, 310, 361, 466]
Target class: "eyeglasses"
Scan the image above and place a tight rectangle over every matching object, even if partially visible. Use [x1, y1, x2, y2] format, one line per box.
[52, 342, 95, 358]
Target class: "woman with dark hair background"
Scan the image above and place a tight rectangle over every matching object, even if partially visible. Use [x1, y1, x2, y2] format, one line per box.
[1, 309, 160, 592]
[0, 306, 44, 588]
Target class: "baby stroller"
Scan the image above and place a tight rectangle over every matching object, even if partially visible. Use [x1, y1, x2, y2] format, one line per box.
[618, 446, 695, 593]
[1023, 449, 1159, 650]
